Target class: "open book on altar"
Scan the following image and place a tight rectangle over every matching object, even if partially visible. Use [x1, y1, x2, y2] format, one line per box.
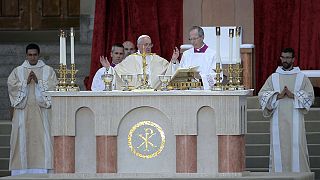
[170, 66, 201, 82]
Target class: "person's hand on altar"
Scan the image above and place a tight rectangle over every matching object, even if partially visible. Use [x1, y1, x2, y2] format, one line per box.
[100, 56, 110, 69]
[171, 47, 180, 64]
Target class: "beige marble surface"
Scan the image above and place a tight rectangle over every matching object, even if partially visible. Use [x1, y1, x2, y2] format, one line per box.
[47, 90, 252, 136]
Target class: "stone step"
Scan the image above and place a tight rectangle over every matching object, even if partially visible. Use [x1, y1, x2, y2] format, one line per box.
[246, 144, 320, 157]
[0, 135, 10, 146]
[307, 133, 320, 144]
[0, 147, 10, 158]
[246, 156, 269, 168]
[0, 121, 11, 135]
[246, 144, 269, 156]
[0, 170, 10, 177]
[244, 156, 320, 169]
[0, 158, 9, 170]
[246, 132, 320, 145]
[247, 121, 269, 133]
[247, 120, 320, 134]
[247, 109, 265, 122]
[247, 96, 260, 109]
[310, 156, 320, 168]
[246, 167, 268, 172]
[305, 108, 320, 121]
[247, 108, 320, 122]
[246, 133, 270, 144]
[309, 144, 320, 156]
[0, 110, 11, 121]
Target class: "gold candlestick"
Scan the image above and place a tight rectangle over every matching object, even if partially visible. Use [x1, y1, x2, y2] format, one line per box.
[212, 62, 223, 91]
[234, 63, 244, 90]
[56, 64, 68, 91]
[67, 63, 80, 91]
[225, 64, 236, 90]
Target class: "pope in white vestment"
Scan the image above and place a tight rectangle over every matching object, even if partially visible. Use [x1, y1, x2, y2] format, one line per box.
[7, 44, 58, 175]
[258, 48, 314, 172]
[113, 35, 179, 89]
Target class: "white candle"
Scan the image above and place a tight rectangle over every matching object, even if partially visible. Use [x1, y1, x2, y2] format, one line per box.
[70, 27, 75, 64]
[229, 29, 234, 64]
[63, 35, 66, 65]
[216, 27, 221, 63]
[59, 34, 63, 64]
[235, 27, 241, 64]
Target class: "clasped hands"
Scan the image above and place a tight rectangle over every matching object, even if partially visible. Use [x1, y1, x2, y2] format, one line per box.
[27, 71, 38, 84]
[277, 86, 294, 100]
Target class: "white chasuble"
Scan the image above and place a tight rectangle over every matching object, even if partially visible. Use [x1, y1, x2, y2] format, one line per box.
[114, 52, 176, 89]
[258, 67, 314, 172]
[8, 60, 58, 171]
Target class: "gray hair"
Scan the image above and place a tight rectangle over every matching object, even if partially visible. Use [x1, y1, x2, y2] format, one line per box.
[111, 43, 124, 52]
[189, 26, 204, 37]
[137, 35, 151, 45]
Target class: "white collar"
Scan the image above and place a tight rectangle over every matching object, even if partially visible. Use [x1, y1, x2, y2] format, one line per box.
[21, 60, 46, 69]
[276, 66, 300, 75]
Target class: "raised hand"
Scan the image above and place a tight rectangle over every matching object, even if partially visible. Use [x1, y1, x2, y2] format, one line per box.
[171, 47, 180, 63]
[100, 56, 110, 68]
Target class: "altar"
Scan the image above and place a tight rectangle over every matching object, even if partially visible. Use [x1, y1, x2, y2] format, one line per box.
[47, 90, 251, 176]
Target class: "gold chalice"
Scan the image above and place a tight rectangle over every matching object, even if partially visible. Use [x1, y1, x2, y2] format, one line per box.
[137, 73, 151, 89]
[101, 73, 113, 91]
[121, 74, 133, 91]
[158, 75, 171, 91]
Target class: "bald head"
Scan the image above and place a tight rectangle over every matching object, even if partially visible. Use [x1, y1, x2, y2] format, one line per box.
[123, 41, 136, 57]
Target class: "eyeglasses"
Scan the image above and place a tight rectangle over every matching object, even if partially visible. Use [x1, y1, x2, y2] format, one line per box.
[188, 37, 201, 41]
[139, 43, 153, 48]
[280, 56, 293, 59]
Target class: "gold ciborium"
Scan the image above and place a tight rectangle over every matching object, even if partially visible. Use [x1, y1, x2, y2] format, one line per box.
[121, 74, 133, 91]
[101, 73, 113, 91]
[158, 75, 171, 91]
[137, 73, 152, 89]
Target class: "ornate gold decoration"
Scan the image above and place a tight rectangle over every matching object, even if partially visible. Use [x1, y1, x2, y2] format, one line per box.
[212, 62, 224, 91]
[128, 121, 165, 159]
[134, 51, 154, 90]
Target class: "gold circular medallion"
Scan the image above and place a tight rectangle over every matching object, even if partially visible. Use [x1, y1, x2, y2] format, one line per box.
[128, 120, 165, 159]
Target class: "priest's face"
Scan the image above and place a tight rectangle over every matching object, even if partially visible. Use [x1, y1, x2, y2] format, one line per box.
[123, 41, 136, 57]
[280, 52, 294, 70]
[189, 29, 204, 49]
[137, 37, 153, 53]
[26, 49, 39, 65]
[111, 47, 124, 65]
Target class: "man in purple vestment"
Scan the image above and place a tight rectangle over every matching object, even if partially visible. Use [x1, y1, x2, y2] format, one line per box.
[179, 26, 217, 90]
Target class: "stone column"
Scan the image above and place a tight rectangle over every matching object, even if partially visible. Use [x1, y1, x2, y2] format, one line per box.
[54, 136, 75, 173]
[176, 135, 197, 173]
[218, 135, 245, 173]
[241, 47, 254, 90]
[96, 136, 117, 173]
